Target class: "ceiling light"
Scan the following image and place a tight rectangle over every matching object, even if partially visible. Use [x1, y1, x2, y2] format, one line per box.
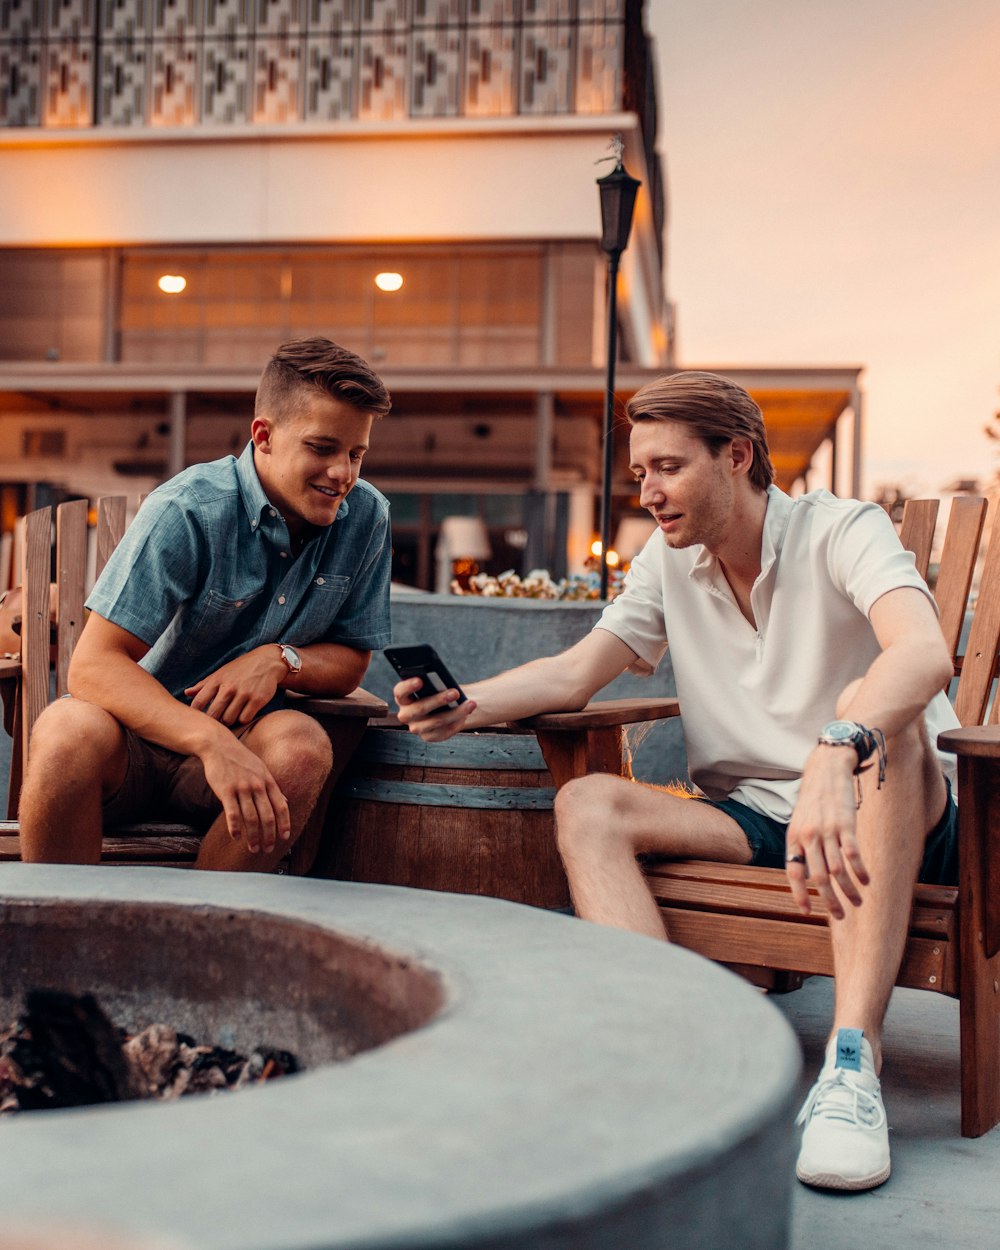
[374, 272, 403, 292]
[157, 274, 187, 294]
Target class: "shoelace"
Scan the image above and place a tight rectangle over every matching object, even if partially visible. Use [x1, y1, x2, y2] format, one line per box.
[795, 1069, 886, 1131]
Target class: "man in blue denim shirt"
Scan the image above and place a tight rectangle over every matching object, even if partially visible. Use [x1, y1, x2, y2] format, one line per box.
[19, 338, 392, 871]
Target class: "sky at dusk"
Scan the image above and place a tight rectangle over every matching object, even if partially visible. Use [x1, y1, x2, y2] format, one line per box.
[644, 0, 999, 498]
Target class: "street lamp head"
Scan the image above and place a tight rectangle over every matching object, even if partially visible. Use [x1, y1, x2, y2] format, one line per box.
[596, 137, 641, 257]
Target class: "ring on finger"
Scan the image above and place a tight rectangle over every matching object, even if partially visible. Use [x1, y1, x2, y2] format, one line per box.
[785, 853, 806, 865]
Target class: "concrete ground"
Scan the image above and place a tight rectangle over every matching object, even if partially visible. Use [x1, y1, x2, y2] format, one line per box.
[775, 975, 1000, 1250]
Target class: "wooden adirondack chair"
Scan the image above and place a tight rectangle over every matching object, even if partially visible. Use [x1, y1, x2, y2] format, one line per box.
[0, 496, 386, 870]
[531, 495, 999, 1137]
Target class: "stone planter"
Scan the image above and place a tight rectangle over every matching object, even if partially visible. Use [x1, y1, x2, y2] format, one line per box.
[367, 591, 688, 787]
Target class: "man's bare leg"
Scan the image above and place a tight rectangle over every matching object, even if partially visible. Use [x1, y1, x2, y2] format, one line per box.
[827, 719, 946, 1071]
[194, 710, 332, 872]
[19, 699, 129, 864]
[796, 694, 947, 1192]
[554, 774, 754, 940]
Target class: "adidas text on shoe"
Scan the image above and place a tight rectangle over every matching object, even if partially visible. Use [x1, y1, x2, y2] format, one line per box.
[795, 1028, 891, 1191]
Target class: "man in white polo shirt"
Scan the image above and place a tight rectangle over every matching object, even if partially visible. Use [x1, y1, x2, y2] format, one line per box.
[393, 370, 959, 1193]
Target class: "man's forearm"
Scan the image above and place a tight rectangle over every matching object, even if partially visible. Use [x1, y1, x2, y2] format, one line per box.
[69, 648, 231, 759]
[838, 635, 952, 739]
[276, 642, 370, 697]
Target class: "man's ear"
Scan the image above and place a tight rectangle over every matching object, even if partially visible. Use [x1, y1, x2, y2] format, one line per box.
[730, 436, 754, 479]
[251, 417, 273, 453]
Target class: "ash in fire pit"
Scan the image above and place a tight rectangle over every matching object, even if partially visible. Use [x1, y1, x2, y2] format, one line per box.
[1, 989, 298, 1113]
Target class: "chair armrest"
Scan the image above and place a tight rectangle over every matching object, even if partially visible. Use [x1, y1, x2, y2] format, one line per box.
[519, 696, 681, 730]
[288, 688, 389, 719]
[938, 725, 1000, 759]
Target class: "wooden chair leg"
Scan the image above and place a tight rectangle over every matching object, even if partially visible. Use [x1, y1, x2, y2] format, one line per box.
[958, 755, 1000, 1137]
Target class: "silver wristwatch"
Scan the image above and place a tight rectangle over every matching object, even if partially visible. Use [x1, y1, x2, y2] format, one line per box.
[277, 643, 302, 675]
[818, 720, 877, 770]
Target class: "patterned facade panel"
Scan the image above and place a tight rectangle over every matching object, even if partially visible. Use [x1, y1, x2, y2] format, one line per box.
[256, 0, 304, 37]
[203, 0, 253, 39]
[201, 36, 251, 121]
[100, 0, 146, 39]
[574, 18, 621, 113]
[1, 0, 44, 41]
[303, 30, 355, 117]
[0, 40, 42, 123]
[47, 0, 96, 38]
[411, 0, 460, 27]
[358, 0, 406, 33]
[98, 35, 148, 121]
[44, 37, 94, 123]
[357, 26, 406, 119]
[463, 20, 515, 116]
[149, 35, 197, 121]
[519, 21, 572, 114]
[466, 0, 515, 25]
[252, 32, 303, 120]
[576, 0, 622, 19]
[410, 23, 460, 117]
[521, 0, 572, 23]
[149, 0, 197, 40]
[306, 0, 357, 38]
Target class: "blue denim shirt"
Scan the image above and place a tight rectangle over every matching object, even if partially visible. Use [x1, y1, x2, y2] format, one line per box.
[87, 442, 392, 703]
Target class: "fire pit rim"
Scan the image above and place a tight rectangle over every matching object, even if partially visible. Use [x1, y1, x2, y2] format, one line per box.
[0, 864, 801, 1250]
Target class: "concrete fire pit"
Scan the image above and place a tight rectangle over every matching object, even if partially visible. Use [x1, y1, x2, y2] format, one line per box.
[0, 865, 801, 1250]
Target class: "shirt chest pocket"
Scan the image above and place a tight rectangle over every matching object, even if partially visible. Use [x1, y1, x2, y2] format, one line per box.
[185, 586, 266, 652]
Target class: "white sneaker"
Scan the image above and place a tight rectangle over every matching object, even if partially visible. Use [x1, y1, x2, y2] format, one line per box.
[795, 1028, 890, 1191]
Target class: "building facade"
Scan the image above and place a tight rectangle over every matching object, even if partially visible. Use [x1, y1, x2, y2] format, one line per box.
[0, 0, 859, 589]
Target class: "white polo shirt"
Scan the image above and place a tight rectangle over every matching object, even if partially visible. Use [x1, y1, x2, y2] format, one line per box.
[595, 487, 959, 822]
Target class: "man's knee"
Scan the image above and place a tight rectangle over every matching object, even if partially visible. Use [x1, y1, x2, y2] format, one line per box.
[28, 698, 126, 775]
[554, 773, 635, 857]
[248, 711, 333, 797]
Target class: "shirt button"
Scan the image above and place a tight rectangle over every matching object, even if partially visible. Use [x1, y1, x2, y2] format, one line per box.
[278, 595, 286, 605]
[315, 577, 325, 585]
[280, 551, 288, 559]
[269, 509, 276, 517]
[251, 519, 258, 528]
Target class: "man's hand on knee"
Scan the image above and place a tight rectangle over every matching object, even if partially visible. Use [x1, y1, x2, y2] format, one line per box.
[786, 748, 870, 918]
[199, 734, 290, 855]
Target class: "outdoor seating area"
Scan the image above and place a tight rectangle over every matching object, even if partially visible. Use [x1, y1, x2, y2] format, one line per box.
[0, 488, 998, 1249]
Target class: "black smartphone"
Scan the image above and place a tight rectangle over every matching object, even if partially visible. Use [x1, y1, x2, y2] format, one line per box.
[383, 644, 468, 713]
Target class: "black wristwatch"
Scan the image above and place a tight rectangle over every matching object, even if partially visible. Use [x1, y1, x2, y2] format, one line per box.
[818, 720, 878, 771]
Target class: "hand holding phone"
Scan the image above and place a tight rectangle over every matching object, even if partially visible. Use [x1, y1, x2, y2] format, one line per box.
[384, 644, 468, 715]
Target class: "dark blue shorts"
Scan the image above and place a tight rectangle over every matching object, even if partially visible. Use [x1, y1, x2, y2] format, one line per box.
[700, 776, 958, 887]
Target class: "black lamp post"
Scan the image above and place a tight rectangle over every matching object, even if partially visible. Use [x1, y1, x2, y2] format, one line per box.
[596, 135, 640, 600]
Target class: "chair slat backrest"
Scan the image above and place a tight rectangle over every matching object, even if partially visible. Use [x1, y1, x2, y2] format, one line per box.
[20, 508, 52, 767]
[96, 496, 127, 578]
[55, 499, 88, 697]
[953, 506, 1000, 728]
[899, 498, 939, 580]
[935, 496, 988, 661]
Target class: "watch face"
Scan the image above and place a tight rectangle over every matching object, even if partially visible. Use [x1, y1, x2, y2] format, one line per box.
[821, 720, 858, 742]
[282, 645, 302, 671]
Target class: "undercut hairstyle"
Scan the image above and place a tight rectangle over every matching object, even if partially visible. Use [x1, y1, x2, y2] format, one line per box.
[255, 337, 392, 424]
[626, 371, 775, 493]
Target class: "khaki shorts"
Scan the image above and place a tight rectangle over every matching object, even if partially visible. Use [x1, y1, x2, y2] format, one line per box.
[101, 716, 260, 829]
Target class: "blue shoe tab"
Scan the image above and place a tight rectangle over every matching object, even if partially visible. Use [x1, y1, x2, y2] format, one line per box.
[835, 1027, 864, 1072]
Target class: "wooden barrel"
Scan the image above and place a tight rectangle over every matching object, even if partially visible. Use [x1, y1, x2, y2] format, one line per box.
[319, 725, 571, 909]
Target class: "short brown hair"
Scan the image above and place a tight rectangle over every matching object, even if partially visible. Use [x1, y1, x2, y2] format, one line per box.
[255, 337, 391, 424]
[626, 371, 774, 493]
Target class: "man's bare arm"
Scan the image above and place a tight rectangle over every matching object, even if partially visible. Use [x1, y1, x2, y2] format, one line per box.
[185, 642, 370, 724]
[68, 613, 291, 852]
[394, 629, 638, 742]
[786, 586, 953, 916]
